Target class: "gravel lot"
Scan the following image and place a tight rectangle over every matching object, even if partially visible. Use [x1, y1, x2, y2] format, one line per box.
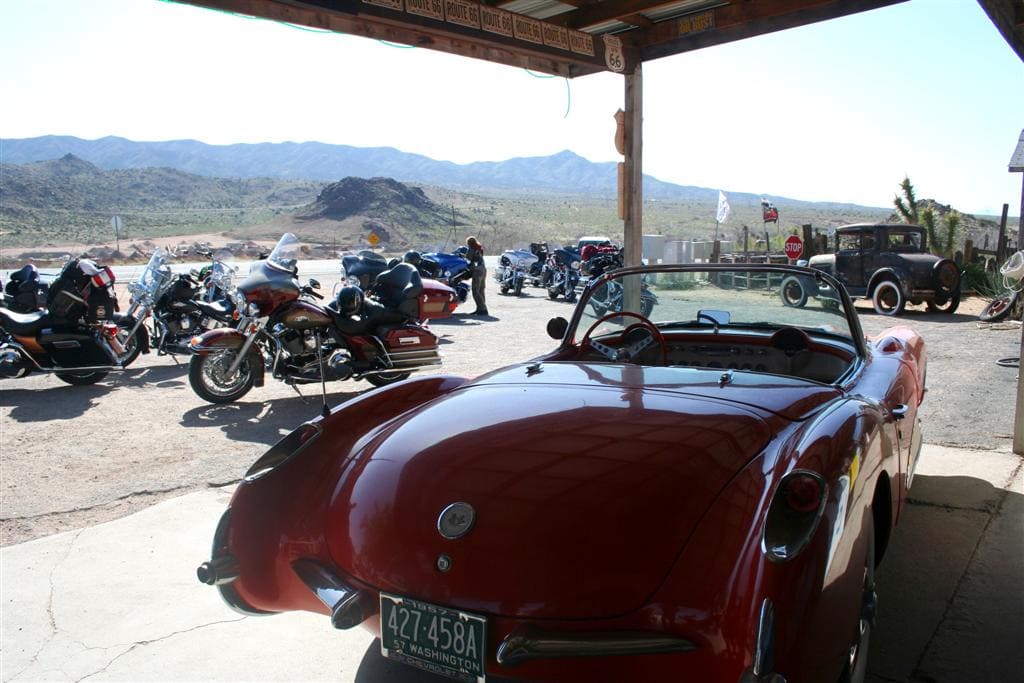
[1, 275, 1020, 546]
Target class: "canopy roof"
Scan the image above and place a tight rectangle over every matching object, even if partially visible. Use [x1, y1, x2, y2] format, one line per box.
[179, 0, 1024, 77]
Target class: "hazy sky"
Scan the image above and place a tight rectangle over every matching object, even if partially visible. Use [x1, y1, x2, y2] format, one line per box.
[1, 0, 1022, 215]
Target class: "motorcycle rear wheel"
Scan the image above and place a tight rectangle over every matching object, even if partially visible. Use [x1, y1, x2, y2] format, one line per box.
[56, 370, 109, 386]
[365, 370, 410, 387]
[189, 350, 256, 403]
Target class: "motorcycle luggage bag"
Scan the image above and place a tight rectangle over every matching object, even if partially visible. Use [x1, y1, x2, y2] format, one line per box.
[39, 330, 111, 367]
[382, 325, 438, 351]
[49, 289, 88, 321]
[418, 279, 456, 319]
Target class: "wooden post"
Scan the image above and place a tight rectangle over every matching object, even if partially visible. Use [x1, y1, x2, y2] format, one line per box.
[623, 65, 643, 268]
[622, 65, 643, 313]
[802, 224, 813, 259]
[1016, 324, 1024, 456]
[997, 203, 1009, 265]
[743, 226, 749, 260]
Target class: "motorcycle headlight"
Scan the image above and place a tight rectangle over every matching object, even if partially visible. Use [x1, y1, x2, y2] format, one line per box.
[444, 270, 451, 277]
[571, 261, 581, 270]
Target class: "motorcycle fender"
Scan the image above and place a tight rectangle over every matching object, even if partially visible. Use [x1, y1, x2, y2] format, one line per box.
[114, 313, 150, 354]
[189, 328, 247, 355]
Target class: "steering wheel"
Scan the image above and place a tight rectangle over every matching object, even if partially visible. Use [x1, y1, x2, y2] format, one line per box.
[579, 311, 668, 365]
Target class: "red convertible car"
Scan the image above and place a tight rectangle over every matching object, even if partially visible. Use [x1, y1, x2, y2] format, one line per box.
[198, 263, 925, 683]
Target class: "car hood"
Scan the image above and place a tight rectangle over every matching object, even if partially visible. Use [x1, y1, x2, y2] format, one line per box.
[328, 363, 838, 619]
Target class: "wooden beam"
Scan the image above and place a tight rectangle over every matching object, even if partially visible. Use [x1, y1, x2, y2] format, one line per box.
[178, 0, 635, 76]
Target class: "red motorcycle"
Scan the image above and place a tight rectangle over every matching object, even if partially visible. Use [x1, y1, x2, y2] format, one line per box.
[187, 233, 453, 404]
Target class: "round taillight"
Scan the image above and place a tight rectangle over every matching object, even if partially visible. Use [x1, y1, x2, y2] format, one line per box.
[784, 472, 824, 513]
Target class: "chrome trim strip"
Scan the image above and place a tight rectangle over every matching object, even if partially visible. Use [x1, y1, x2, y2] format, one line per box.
[496, 626, 695, 666]
[292, 560, 365, 630]
[753, 598, 775, 676]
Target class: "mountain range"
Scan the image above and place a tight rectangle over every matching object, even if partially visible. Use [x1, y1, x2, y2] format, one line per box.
[1, 135, 878, 211]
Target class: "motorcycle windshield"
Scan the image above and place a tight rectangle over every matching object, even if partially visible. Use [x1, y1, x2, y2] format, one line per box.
[266, 233, 301, 274]
[133, 248, 170, 298]
[208, 250, 237, 287]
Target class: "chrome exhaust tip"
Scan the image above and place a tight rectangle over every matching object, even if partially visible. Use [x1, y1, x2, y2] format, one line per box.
[197, 555, 239, 585]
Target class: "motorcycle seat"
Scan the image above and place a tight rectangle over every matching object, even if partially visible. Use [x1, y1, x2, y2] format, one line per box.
[0, 307, 52, 335]
[194, 299, 233, 320]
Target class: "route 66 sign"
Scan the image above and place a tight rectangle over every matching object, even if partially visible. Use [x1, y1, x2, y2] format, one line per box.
[603, 34, 625, 73]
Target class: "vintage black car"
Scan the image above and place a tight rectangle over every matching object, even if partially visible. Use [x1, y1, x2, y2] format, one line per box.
[780, 223, 961, 316]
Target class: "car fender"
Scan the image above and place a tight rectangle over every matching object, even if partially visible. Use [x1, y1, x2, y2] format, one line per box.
[644, 396, 895, 681]
[219, 374, 470, 617]
[867, 267, 911, 297]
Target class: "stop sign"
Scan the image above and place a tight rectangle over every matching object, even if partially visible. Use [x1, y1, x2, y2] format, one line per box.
[784, 235, 804, 260]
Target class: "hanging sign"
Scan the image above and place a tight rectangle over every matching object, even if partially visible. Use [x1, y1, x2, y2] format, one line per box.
[444, 0, 480, 29]
[604, 34, 625, 73]
[405, 0, 443, 21]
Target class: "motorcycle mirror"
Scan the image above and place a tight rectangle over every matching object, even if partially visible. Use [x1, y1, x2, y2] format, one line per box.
[309, 278, 321, 289]
[546, 317, 569, 340]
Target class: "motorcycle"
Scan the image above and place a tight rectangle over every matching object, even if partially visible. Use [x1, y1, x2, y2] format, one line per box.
[187, 233, 450, 405]
[587, 274, 658, 318]
[494, 249, 531, 296]
[3, 263, 50, 313]
[123, 247, 235, 357]
[546, 245, 581, 302]
[0, 256, 139, 385]
[340, 250, 391, 290]
[420, 249, 471, 304]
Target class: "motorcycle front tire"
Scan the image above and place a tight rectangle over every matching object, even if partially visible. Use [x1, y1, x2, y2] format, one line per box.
[188, 349, 256, 403]
[514, 278, 523, 297]
[548, 287, 560, 300]
[115, 317, 147, 367]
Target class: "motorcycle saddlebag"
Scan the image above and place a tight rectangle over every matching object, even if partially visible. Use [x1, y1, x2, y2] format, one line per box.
[39, 330, 111, 367]
[418, 280, 456, 319]
[382, 325, 438, 352]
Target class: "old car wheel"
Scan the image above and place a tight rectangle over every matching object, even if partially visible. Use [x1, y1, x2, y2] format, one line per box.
[979, 291, 1019, 322]
[188, 350, 256, 403]
[780, 276, 808, 308]
[56, 370, 109, 386]
[926, 292, 960, 314]
[840, 521, 876, 683]
[365, 370, 411, 387]
[871, 280, 905, 316]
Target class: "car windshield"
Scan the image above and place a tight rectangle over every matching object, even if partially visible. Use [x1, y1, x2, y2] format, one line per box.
[568, 265, 862, 372]
[266, 233, 301, 273]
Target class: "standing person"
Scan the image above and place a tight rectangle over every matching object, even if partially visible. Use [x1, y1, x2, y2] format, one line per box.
[466, 236, 488, 316]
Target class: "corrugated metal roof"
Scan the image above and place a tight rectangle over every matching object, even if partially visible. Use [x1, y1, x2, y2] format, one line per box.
[642, 0, 728, 23]
[1010, 129, 1024, 173]
[500, 0, 575, 22]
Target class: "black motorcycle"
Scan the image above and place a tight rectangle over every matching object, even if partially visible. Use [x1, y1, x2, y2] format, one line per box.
[0, 257, 141, 385]
[340, 250, 391, 290]
[546, 246, 581, 302]
[123, 247, 235, 356]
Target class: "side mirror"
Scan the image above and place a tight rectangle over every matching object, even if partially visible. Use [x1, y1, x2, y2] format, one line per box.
[546, 317, 569, 340]
[309, 278, 321, 289]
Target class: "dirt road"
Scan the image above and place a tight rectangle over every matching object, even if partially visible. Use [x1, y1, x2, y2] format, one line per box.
[0, 283, 1019, 545]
